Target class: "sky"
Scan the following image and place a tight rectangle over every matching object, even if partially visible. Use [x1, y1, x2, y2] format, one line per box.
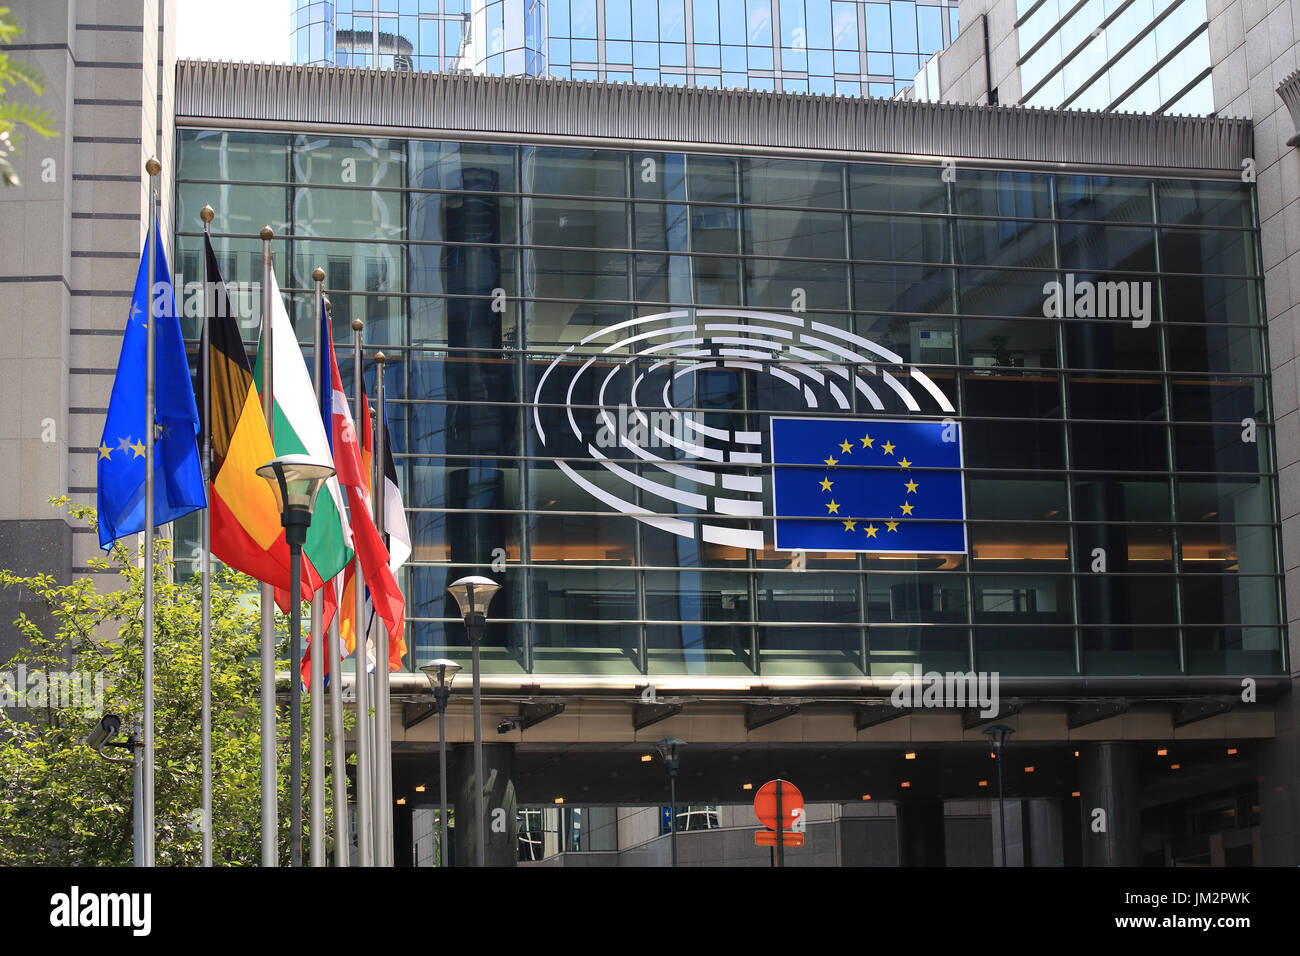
[175, 0, 293, 63]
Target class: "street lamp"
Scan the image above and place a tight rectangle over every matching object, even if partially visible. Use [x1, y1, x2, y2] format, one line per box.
[86, 714, 143, 867]
[983, 723, 1014, 868]
[257, 454, 336, 868]
[655, 737, 685, 867]
[419, 658, 462, 868]
[445, 575, 500, 868]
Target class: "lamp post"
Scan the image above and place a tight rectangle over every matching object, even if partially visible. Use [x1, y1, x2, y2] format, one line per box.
[420, 658, 462, 867]
[86, 714, 143, 867]
[655, 737, 685, 867]
[257, 454, 337, 867]
[445, 575, 500, 868]
[983, 723, 1014, 868]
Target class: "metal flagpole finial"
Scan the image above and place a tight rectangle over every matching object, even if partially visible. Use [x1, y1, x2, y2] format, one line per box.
[199, 204, 215, 225]
[376, 351, 387, 365]
[323, 295, 332, 318]
[145, 156, 161, 177]
[352, 318, 363, 332]
[260, 225, 274, 241]
[312, 267, 325, 283]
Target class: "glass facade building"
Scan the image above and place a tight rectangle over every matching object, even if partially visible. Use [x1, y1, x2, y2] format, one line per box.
[1016, 0, 1213, 113]
[174, 127, 1283, 683]
[290, 0, 960, 97]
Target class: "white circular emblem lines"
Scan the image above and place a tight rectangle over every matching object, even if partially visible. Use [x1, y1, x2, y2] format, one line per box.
[530, 309, 957, 552]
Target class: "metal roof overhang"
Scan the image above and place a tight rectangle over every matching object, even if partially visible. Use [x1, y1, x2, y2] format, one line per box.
[174, 60, 1253, 178]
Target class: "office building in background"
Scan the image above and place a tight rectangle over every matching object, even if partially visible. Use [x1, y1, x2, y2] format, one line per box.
[908, 0, 1216, 114]
[290, 0, 960, 97]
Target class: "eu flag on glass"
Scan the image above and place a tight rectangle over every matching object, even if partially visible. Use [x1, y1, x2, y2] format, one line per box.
[96, 221, 206, 550]
[771, 417, 966, 554]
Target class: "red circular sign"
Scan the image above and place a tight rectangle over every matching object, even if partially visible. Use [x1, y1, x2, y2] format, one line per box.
[753, 779, 804, 830]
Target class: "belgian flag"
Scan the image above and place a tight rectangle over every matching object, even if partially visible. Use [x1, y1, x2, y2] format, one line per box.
[203, 235, 289, 587]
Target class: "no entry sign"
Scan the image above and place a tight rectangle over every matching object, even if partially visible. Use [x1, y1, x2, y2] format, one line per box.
[753, 778, 804, 831]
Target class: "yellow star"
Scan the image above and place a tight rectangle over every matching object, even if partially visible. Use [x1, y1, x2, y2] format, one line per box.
[819, 477, 833, 492]
[886, 520, 899, 532]
[839, 440, 852, 454]
[881, 441, 895, 455]
[899, 457, 911, 469]
[97, 443, 112, 460]
[901, 502, 915, 516]
[861, 434, 874, 448]
[826, 500, 840, 515]
[865, 524, 878, 538]
[905, 479, 919, 494]
[130, 440, 146, 458]
[823, 455, 838, 467]
[116, 435, 133, 454]
[842, 518, 856, 531]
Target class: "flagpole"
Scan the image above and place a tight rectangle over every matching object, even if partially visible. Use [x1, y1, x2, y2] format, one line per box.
[199, 203, 215, 868]
[142, 156, 161, 868]
[352, 318, 374, 866]
[374, 351, 393, 867]
[325, 295, 350, 868]
[259, 224, 278, 868]
[309, 268, 327, 867]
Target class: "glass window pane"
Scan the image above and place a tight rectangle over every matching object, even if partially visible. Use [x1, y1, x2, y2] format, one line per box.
[523, 146, 628, 197]
[292, 136, 406, 188]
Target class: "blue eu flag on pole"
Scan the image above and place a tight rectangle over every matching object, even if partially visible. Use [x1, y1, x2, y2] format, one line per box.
[771, 417, 967, 554]
[96, 221, 206, 550]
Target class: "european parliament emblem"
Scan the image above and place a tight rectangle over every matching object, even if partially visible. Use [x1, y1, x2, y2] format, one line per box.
[771, 417, 966, 554]
[531, 309, 964, 553]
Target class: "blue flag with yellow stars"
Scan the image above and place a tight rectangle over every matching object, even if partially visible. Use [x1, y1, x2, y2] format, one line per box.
[771, 417, 966, 554]
[96, 221, 206, 550]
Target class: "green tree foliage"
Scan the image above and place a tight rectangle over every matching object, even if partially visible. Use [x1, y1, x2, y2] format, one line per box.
[0, 500, 350, 865]
[0, 6, 58, 187]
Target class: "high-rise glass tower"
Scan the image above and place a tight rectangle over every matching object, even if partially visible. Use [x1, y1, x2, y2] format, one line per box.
[290, 0, 960, 98]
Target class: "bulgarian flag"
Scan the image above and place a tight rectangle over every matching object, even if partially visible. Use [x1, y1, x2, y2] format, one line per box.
[302, 307, 405, 684]
[252, 272, 353, 616]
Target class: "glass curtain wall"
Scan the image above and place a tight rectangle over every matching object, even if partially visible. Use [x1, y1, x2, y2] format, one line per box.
[175, 128, 1282, 682]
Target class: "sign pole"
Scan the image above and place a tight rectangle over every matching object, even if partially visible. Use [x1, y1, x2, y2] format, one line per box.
[776, 779, 785, 868]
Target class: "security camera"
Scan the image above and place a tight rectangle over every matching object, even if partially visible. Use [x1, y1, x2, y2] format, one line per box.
[85, 714, 122, 751]
[497, 717, 520, 734]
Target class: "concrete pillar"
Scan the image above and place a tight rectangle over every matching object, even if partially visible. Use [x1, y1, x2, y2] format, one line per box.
[394, 800, 413, 867]
[451, 743, 517, 867]
[1079, 742, 1141, 866]
[1027, 798, 1065, 867]
[990, 798, 1026, 867]
[896, 799, 945, 866]
[1260, 691, 1300, 864]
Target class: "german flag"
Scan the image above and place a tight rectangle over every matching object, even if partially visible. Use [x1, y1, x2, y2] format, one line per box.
[203, 235, 288, 587]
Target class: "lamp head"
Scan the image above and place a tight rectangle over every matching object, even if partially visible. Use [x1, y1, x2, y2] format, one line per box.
[256, 455, 336, 514]
[256, 455, 336, 544]
[983, 723, 1014, 754]
[655, 736, 685, 769]
[420, 658, 462, 690]
[446, 575, 501, 621]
